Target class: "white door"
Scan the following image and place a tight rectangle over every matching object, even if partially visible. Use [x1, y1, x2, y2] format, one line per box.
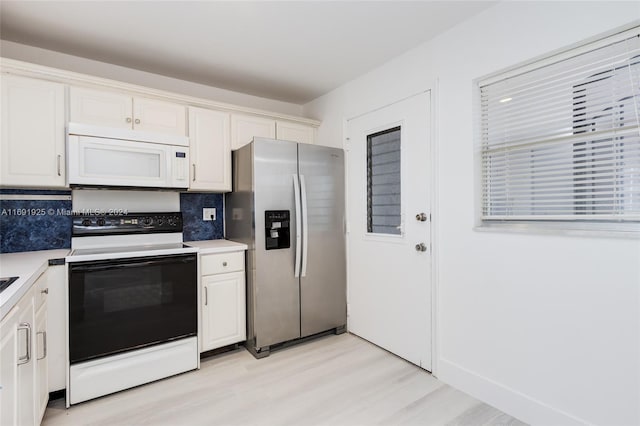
[346, 91, 432, 370]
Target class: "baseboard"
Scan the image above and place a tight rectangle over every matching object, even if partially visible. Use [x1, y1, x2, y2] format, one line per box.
[437, 358, 590, 426]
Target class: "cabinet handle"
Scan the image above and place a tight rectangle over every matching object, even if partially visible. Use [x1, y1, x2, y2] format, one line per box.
[37, 331, 47, 360]
[204, 287, 208, 306]
[17, 322, 31, 365]
[57, 155, 62, 176]
[126, 117, 132, 123]
[134, 118, 140, 124]
[192, 164, 196, 181]
[41, 288, 49, 295]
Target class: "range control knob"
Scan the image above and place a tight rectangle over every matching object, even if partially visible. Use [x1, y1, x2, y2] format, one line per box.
[167, 217, 176, 226]
[96, 218, 106, 226]
[156, 218, 164, 225]
[81, 219, 92, 227]
[142, 217, 153, 226]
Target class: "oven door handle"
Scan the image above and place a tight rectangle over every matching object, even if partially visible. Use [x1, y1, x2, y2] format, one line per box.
[70, 257, 195, 272]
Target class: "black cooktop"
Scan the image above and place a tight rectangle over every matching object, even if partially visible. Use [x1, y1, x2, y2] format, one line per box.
[0, 276, 19, 294]
[72, 212, 184, 237]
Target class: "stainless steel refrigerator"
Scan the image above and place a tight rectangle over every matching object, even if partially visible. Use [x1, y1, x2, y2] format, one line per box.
[226, 138, 346, 358]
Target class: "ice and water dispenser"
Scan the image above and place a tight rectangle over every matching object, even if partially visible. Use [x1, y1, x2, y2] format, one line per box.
[265, 210, 290, 250]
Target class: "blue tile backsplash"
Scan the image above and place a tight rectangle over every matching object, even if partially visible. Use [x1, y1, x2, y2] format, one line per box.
[1, 189, 225, 253]
[0, 189, 73, 253]
[180, 192, 224, 242]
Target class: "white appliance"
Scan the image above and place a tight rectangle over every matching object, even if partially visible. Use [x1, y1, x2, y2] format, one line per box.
[65, 212, 199, 406]
[67, 123, 190, 189]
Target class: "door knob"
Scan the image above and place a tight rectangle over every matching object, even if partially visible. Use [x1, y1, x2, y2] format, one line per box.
[415, 243, 427, 252]
[416, 212, 427, 222]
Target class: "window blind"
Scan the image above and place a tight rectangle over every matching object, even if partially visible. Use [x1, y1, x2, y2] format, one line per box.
[367, 126, 401, 234]
[480, 30, 640, 222]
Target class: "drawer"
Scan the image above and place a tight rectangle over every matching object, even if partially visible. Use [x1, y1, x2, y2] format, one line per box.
[201, 251, 244, 276]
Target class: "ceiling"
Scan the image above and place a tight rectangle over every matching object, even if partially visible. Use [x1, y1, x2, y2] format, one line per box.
[0, 1, 496, 104]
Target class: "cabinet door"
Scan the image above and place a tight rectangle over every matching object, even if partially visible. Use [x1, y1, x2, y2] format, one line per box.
[0, 307, 19, 426]
[276, 121, 315, 145]
[133, 97, 186, 136]
[16, 289, 35, 426]
[201, 272, 246, 352]
[188, 107, 231, 192]
[1, 75, 66, 188]
[34, 303, 48, 424]
[69, 86, 133, 129]
[46, 265, 66, 393]
[230, 114, 276, 150]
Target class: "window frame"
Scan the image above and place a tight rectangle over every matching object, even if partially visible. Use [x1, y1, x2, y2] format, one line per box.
[473, 25, 640, 238]
[366, 126, 402, 236]
[361, 120, 406, 242]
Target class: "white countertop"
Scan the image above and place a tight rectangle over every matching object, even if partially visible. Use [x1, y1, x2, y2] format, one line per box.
[0, 249, 69, 320]
[185, 239, 248, 254]
[0, 241, 245, 320]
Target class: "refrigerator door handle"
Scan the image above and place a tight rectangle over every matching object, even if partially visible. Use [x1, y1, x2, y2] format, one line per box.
[293, 174, 302, 278]
[300, 174, 309, 277]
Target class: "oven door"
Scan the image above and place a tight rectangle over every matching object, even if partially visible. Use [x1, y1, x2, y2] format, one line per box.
[68, 253, 197, 364]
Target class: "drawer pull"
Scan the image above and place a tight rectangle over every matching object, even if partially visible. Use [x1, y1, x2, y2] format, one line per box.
[17, 323, 31, 365]
[37, 331, 47, 360]
[41, 288, 49, 295]
[222, 261, 228, 267]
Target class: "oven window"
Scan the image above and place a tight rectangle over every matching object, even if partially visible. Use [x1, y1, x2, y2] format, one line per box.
[68, 254, 197, 364]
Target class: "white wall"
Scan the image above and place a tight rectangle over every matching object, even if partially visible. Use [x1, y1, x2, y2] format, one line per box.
[0, 40, 303, 116]
[304, 2, 640, 425]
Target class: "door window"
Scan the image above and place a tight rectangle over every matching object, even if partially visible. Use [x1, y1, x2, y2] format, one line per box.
[367, 126, 401, 235]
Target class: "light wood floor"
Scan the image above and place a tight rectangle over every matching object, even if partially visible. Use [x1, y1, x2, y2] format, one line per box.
[43, 333, 526, 426]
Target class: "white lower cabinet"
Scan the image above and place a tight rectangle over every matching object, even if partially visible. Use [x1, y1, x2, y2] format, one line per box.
[0, 296, 21, 426]
[46, 264, 66, 393]
[200, 252, 246, 352]
[34, 302, 47, 422]
[0, 270, 50, 426]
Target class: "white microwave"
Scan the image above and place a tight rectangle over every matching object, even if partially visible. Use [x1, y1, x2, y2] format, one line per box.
[67, 123, 189, 189]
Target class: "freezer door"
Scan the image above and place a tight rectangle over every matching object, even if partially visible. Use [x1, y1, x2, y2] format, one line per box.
[298, 144, 347, 337]
[253, 138, 301, 348]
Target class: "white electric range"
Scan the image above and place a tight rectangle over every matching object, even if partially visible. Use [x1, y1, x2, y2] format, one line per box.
[65, 212, 199, 406]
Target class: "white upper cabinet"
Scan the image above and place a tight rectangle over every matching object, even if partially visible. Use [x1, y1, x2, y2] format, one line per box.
[230, 114, 317, 150]
[70, 87, 186, 136]
[231, 114, 276, 150]
[1, 75, 66, 188]
[276, 120, 315, 145]
[133, 97, 186, 136]
[188, 106, 231, 192]
[69, 87, 132, 129]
